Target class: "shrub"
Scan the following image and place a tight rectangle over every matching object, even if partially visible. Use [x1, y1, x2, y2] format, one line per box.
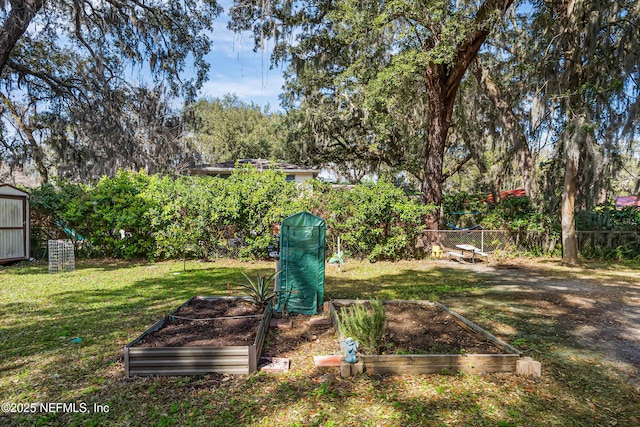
[86, 170, 156, 259]
[338, 300, 386, 354]
[28, 168, 436, 261]
[318, 178, 432, 261]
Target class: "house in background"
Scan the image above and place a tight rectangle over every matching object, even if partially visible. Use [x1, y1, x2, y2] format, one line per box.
[614, 195, 640, 209]
[486, 188, 527, 204]
[187, 159, 320, 183]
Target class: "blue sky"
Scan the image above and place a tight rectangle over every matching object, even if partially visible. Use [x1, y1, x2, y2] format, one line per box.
[198, 1, 286, 110]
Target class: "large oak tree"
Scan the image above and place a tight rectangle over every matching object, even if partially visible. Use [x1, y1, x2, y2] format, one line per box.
[230, 0, 514, 227]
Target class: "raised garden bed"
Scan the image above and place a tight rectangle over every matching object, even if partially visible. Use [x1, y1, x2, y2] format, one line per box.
[330, 299, 538, 376]
[125, 296, 272, 377]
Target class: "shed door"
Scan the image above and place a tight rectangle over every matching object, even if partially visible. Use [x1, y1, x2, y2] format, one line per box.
[0, 196, 27, 260]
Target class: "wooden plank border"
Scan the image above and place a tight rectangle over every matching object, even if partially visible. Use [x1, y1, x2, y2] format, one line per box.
[330, 299, 530, 376]
[434, 302, 521, 355]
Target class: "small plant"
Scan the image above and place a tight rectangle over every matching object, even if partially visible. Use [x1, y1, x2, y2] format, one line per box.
[338, 299, 385, 353]
[328, 236, 346, 272]
[328, 250, 345, 271]
[238, 271, 281, 306]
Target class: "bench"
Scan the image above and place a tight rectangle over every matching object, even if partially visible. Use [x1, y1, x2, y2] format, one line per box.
[473, 250, 489, 261]
[446, 251, 465, 261]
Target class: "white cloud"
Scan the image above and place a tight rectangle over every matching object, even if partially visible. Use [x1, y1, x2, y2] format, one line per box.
[200, 71, 285, 108]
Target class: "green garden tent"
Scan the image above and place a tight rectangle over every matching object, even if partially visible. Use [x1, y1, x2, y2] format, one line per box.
[276, 212, 326, 315]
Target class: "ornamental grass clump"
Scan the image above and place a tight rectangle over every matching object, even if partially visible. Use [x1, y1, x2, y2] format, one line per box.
[338, 299, 386, 353]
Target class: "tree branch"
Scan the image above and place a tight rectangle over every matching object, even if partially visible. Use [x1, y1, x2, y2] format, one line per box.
[446, 0, 515, 98]
[0, 92, 48, 183]
[442, 152, 472, 181]
[0, 0, 45, 75]
[7, 60, 83, 97]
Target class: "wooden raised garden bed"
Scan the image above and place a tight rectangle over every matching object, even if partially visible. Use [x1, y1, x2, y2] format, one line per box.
[125, 296, 272, 377]
[330, 299, 539, 376]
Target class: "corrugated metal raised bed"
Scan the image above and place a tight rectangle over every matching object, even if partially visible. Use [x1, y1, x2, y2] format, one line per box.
[330, 299, 537, 376]
[125, 296, 272, 377]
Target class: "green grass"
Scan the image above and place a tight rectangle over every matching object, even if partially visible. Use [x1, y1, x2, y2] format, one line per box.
[1, 258, 639, 426]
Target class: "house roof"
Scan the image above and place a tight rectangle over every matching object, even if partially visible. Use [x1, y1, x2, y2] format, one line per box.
[614, 195, 640, 208]
[486, 188, 527, 203]
[188, 159, 320, 176]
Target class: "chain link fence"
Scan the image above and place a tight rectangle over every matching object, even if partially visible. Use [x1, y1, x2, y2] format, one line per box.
[86, 227, 637, 261]
[322, 229, 530, 260]
[421, 230, 526, 254]
[576, 231, 640, 259]
[166, 229, 640, 261]
[67, 228, 638, 261]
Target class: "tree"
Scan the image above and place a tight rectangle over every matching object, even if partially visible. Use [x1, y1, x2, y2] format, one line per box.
[1, 1, 221, 96]
[186, 95, 283, 163]
[470, 57, 537, 200]
[0, 0, 44, 75]
[525, 0, 640, 264]
[0, 0, 222, 182]
[230, 0, 515, 227]
[437, 1, 639, 263]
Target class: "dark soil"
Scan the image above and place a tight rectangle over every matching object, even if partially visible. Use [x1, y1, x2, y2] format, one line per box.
[133, 298, 504, 359]
[333, 301, 504, 355]
[134, 298, 264, 347]
[261, 313, 339, 359]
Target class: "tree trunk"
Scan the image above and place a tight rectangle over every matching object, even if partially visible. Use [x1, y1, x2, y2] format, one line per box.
[562, 156, 578, 265]
[0, 0, 45, 75]
[417, 0, 515, 229]
[422, 64, 453, 229]
[471, 58, 537, 199]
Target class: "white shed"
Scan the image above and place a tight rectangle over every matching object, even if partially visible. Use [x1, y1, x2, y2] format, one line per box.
[0, 184, 29, 263]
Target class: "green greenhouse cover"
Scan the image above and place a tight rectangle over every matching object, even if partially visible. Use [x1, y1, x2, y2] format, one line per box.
[277, 212, 326, 315]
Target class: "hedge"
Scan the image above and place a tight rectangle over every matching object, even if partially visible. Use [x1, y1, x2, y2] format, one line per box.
[29, 167, 431, 262]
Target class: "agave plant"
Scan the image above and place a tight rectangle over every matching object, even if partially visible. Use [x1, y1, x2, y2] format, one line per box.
[238, 271, 282, 306]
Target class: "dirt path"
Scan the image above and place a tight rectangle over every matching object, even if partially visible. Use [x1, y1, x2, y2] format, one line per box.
[438, 261, 640, 378]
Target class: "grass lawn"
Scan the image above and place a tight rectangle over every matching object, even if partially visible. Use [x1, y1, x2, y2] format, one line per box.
[1, 258, 639, 426]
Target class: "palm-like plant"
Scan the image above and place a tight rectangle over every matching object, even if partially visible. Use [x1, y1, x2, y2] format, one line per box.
[238, 271, 282, 306]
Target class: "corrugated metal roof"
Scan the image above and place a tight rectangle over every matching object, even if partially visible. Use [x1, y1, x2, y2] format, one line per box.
[614, 195, 640, 208]
[187, 159, 319, 176]
[0, 184, 29, 197]
[487, 189, 527, 203]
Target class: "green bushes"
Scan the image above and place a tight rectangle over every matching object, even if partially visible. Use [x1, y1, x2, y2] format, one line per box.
[443, 191, 561, 255]
[313, 179, 432, 262]
[90, 170, 156, 258]
[576, 201, 640, 232]
[33, 173, 637, 262]
[31, 171, 158, 259]
[30, 169, 430, 261]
